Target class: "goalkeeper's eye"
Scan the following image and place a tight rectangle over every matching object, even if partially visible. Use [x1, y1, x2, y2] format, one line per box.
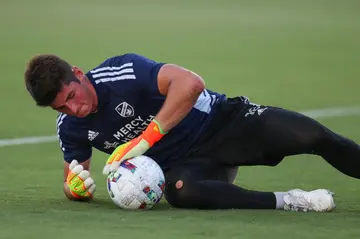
[67, 91, 75, 100]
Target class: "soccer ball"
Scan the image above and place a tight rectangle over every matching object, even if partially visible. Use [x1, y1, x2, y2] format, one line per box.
[106, 155, 166, 210]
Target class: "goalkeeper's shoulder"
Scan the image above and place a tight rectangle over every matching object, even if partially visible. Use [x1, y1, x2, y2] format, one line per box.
[57, 113, 89, 142]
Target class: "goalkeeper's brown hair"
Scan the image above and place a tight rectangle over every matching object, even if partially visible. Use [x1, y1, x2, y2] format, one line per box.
[24, 54, 79, 106]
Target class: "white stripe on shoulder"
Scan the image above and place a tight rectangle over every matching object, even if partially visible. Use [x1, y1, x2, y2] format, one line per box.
[90, 63, 133, 74]
[92, 68, 134, 79]
[94, 75, 136, 84]
[56, 113, 67, 151]
[56, 113, 63, 125]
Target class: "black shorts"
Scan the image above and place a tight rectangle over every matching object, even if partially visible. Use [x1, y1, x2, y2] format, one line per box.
[186, 96, 287, 166]
[164, 97, 279, 186]
[164, 96, 321, 186]
[196, 97, 287, 166]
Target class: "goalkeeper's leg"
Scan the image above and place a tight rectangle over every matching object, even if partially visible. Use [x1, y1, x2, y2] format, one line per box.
[166, 181, 278, 210]
[164, 161, 334, 211]
[272, 108, 360, 178]
[199, 98, 360, 178]
[222, 107, 360, 179]
[164, 162, 277, 209]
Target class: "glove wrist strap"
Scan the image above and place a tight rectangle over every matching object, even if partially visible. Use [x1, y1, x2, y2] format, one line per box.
[141, 119, 166, 147]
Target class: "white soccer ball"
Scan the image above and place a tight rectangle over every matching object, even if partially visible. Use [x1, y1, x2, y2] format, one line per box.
[106, 155, 166, 210]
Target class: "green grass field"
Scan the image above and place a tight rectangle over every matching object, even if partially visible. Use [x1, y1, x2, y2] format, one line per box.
[1, 0, 360, 238]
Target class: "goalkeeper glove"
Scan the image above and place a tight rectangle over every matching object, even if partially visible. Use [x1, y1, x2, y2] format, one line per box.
[102, 119, 166, 175]
[66, 160, 96, 199]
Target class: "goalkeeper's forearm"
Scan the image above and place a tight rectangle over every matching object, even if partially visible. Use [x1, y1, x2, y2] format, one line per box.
[63, 182, 91, 201]
[155, 64, 205, 132]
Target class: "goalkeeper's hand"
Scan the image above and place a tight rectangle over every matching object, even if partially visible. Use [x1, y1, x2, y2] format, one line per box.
[66, 160, 96, 199]
[102, 120, 166, 175]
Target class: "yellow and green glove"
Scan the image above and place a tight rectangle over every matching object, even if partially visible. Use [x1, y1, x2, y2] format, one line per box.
[66, 160, 96, 199]
[102, 119, 166, 175]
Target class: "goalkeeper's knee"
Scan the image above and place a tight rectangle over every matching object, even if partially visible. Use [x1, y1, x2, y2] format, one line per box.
[165, 180, 194, 208]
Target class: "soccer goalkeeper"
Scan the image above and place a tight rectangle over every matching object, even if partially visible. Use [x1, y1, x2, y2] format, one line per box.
[24, 53, 360, 211]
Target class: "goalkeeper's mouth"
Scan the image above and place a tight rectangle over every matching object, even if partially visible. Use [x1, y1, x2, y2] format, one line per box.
[76, 105, 91, 118]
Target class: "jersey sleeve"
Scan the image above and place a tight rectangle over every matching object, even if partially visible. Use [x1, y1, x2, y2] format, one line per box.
[88, 53, 166, 97]
[121, 53, 166, 95]
[56, 115, 92, 163]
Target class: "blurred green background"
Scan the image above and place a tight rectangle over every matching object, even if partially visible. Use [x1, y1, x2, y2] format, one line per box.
[0, 0, 360, 238]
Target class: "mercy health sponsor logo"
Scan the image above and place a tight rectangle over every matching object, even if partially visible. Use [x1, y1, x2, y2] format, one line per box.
[113, 115, 155, 143]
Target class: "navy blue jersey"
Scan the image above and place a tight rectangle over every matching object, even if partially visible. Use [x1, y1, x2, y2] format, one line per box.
[57, 53, 225, 169]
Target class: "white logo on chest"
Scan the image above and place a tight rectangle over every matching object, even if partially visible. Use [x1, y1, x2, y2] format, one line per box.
[244, 106, 268, 117]
[88, 130, 99, 141]
[115, 102, 135, 117]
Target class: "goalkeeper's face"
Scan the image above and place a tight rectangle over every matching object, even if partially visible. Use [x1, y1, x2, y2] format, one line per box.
[51, 67, 98, 118]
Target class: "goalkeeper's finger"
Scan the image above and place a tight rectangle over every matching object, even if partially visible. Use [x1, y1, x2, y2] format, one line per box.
[87, 184, 96, 195]
[109, 160, 122, 173]
[103, 153, 123, 175]
[83, 177, 95, 190]
[67, 164, 84, 182]
[71, 164, 84, 174]
[106, 142, 131, 164]
[102, 164, 111, 175]
[78, 170, 90, 181]
[69, 160, 79, 170]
